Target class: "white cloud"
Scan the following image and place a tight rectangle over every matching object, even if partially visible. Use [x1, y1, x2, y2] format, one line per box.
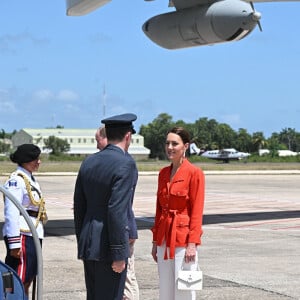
[33, 89, 54, 102]
[32, 89, 79, 103]
[0, 89, 16, 112]
[57, 89, 79, 102]
[0, 100, 15, 113]
[64, 103, 81, 113]
[0, 32, 49, 54]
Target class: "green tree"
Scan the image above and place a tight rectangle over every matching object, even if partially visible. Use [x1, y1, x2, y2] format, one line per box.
[215, 123, 236, 149]
[0, 141, 10, 153]
[251, 131, 266, 153]
[267, 133, 285, 157]
[140, 113, 174, 159]
[279, 128, 297, 151]
[234, 128, 252, 152]
[43, 136, 70, 155]
[295, 132, 300, 152]
[189, 118, 204, 148]
[0, 129, 5, 139]
[0, 129, 16, 139]
[138, 114, 300, 159]
[206, 119, 219, 149]
[192, 117, 215, 149]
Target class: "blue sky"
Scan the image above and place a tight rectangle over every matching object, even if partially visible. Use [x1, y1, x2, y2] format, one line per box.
[1, 0, 300, 138]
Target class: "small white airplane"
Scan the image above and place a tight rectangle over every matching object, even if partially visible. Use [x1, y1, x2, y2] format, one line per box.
[201, 148, 251, 163]
[189, 142, 202, 155]
[66, 0, 265, 49]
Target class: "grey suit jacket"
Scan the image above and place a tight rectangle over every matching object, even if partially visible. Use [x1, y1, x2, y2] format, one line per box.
[73, 144, 138, 262]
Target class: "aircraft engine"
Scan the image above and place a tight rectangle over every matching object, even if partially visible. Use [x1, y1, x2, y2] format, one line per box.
[142, 0, 261, 49]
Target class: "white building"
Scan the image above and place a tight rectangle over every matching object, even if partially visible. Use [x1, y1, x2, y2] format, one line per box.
[12, 128, 150, 160]
[259, 149, 299, 157]
[258, 149, 270, 156]
[278, 150, 299, 157]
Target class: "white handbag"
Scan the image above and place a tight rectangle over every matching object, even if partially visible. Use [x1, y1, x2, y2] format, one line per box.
[177, 266, 203, 291]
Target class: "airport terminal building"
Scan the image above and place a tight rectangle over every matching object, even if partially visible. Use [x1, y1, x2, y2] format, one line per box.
[11, 128, 151, 160]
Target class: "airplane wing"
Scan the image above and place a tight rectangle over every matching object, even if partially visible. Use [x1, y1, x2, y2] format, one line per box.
[172, 0, 214, 10]
[66, 0, 111, 16]
[172, 0, 300, 10]
[66, 0, 300, 49]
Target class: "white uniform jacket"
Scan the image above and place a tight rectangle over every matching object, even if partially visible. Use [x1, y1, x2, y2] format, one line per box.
[2, 166, 44, 249]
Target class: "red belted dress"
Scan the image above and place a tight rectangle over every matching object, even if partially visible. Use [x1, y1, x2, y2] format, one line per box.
[152, 159, 205, 259]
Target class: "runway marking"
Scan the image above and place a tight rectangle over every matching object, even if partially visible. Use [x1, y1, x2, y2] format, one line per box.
[46, 198, 73, 208]
[227, 218, 300, 228]
[204, 225, 300, 232]
[272, 223, 300, 230]
[207, 217, 300, 232]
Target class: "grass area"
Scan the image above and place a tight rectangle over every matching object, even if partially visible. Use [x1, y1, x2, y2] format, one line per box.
[0, 161, 82, 174]
[1, 159, 300, 175]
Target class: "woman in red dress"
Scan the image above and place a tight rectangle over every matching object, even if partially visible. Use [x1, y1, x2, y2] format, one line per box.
[151, 127, 205, 300]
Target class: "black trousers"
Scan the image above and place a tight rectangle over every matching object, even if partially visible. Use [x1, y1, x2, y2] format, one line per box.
[83, 260, 127, 300]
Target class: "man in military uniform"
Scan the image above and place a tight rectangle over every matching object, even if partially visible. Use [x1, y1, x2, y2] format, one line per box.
[94, 125, 139, 300]
[74, 113, 138, 300]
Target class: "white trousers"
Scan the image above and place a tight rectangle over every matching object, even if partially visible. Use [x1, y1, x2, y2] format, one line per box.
[157, 244, 198, 300]
[123, 244, 139, 300]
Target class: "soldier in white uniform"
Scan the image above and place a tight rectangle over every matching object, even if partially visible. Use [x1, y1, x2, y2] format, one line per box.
[2, 144, 47, 299]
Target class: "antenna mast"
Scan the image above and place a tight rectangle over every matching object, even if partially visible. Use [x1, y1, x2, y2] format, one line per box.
[102, 84, 106, 118]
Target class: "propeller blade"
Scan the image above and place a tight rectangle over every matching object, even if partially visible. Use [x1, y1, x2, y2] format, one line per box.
[257, 21, 263, 32]
[250, 2, 263, 32]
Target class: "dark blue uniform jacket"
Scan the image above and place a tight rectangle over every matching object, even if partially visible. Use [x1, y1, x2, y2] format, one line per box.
[73, 144, 138, 262]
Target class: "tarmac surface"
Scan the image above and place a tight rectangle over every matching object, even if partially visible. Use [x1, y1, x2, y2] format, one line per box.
[0, 171, 300, 299]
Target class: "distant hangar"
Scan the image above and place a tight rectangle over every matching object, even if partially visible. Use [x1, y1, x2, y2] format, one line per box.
[11, 128, 150, 160]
